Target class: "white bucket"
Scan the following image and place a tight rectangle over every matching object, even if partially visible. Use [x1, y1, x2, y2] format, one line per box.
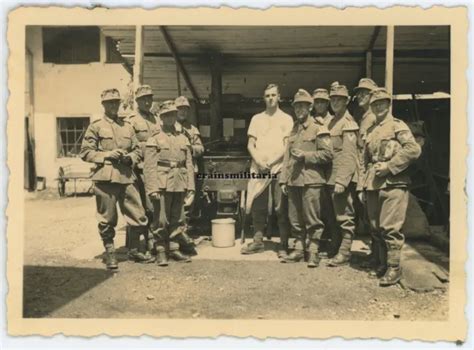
[211, 218, 236, 248]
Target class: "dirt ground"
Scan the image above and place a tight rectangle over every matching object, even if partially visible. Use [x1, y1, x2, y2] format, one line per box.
[23, 192, 449, 320]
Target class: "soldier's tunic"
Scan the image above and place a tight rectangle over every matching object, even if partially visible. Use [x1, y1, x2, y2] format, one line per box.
[177, 120, 204, 173]
[323, 111, 359, 256]
[280, 118, 333, 253]
[360, 114, 421, 266]
[128, 110, 161, 217]
[80, 116, 147, 244]
[143, 125, 195, 252]
[357, 109, 377, 191]
[177, 120, 204, 225]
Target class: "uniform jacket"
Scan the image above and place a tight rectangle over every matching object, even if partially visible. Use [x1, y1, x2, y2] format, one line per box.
[360, 114, 421, 190]
[280, 117, 333, 187]
[80, 116, 141, 184]
[356, 109, 376, 190]
[127, 110, 161, 169]
[177, 120, 204, 173]
[143, 125, 195, 193]
[323, 110, 359, 187]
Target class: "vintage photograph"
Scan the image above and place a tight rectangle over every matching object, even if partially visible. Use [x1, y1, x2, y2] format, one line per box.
[6, 5, 468, 340]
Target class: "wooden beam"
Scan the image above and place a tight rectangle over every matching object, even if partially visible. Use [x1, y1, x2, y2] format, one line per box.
[365, 51, 372, 78]
[367, 26, 382, 51]
[385, 25, 395, 93]
[209, 54, 223, 140]
[133, 25, 144, 97]
[159, 26, 200, 102]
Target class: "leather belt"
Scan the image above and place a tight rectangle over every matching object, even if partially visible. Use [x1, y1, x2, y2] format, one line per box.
[157, 160, 186, 168]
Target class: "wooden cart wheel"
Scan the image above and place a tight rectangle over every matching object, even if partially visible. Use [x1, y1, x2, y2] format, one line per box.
[57, 167, 66, 197]
[57, 178, 66, 197]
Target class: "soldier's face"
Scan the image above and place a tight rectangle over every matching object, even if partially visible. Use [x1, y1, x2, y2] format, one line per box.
[330, 96, 349, 114]
[293, 102, 312, 122]
[313, 99, 329, 115]
[136, 95, 153, 112]
[371, 99, 391, 118]
[356, 89, 371, 107]
[161, 112, 177, 127]
[177, 106, 189, 122]
[102, 100, 121, 116]
[264, 87, 280, 109]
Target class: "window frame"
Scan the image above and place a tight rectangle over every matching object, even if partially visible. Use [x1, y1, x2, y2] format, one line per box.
[42, 26, 101, 65]
[56, 116, 91, 159]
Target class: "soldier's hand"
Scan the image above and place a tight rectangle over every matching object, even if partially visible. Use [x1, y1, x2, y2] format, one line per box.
[184, 190, 195, 207]
[106, 149, 123, 160]
[334, 183, 345, 194]
[291, 148, 305, 161]
[149, 192, 161, 201]
[280, 184, 288, 195]
[357, 191, 366, 203]
[121, 155, 133, 166]
[374, 162, 390, 177]
[255, 159, 269, 171]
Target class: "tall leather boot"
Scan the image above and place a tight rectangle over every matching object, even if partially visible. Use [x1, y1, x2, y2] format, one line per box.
[327, 232, 352, 267]
[104, 242, 118, 270]
[369, 240, 387, 279]
[155, 249, 168, 267]
[361, 238, 380, 269]
[128, 226, 154, 263]
[379, 242, 402, 286]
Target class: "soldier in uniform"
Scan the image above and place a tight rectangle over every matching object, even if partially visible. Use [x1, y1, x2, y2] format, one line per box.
[359, 88, 421, 286]
[353, 78, 378, 266]
[312, 88, 338, 257]
[144, 101, 195, 266]
[127, 85, 162, 262]
[175, 95, 204, 254]
[324, 83, 360, 267]
[280, 89, 333, 267]
[80, 88, 148, 269]
[312, 88, 332, 121]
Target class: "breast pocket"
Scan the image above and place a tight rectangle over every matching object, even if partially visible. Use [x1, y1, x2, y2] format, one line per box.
[331, 135, 343, 151]
[302, 135, 317, 151]
[98, 129, 115, 151]
[134, 128, 150, 142]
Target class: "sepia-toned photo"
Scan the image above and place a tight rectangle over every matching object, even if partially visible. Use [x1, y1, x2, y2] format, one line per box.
[6, 6, 468, 341]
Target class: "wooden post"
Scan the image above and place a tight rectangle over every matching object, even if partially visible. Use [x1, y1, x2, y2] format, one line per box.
[133, 25, 144, 102]
[176, 61, 182, 96]
[365, 51, 372, 78]
[385, 25, 395, 93]
[209, 54, 223, 141]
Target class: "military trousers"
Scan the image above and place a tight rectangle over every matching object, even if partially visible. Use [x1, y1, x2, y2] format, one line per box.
[287, 186, 324, 253]
[150, 191, 186, 253]
[93, 182, 148, 245]
[133, 170, 154, 244]
[320, 184, 340, 252]
[366, 187, 408, 266]
[251, 175, 290, 249]
[329, 182, 356, 256]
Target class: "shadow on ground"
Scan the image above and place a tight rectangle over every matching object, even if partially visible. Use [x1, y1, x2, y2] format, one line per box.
[23, 265, 114, 317]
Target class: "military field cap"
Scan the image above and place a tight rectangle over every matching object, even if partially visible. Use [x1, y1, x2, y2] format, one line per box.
[159, 100, 178, 116]
[292, 89, 313, 105]
[370, 87, 392, 104]
[175, 95, 190, 108]
[135, 85, 153, 99]
[354, 78, 378, 92]
[329, 82, 349, 98]
[101, 88, 121, 102]
[312, 88, 330, 101]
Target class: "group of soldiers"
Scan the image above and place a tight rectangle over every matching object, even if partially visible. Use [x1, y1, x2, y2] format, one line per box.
[80, 85, 203, 269]
[81, 77, 421, 287]
[241, 80, 421, 287]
